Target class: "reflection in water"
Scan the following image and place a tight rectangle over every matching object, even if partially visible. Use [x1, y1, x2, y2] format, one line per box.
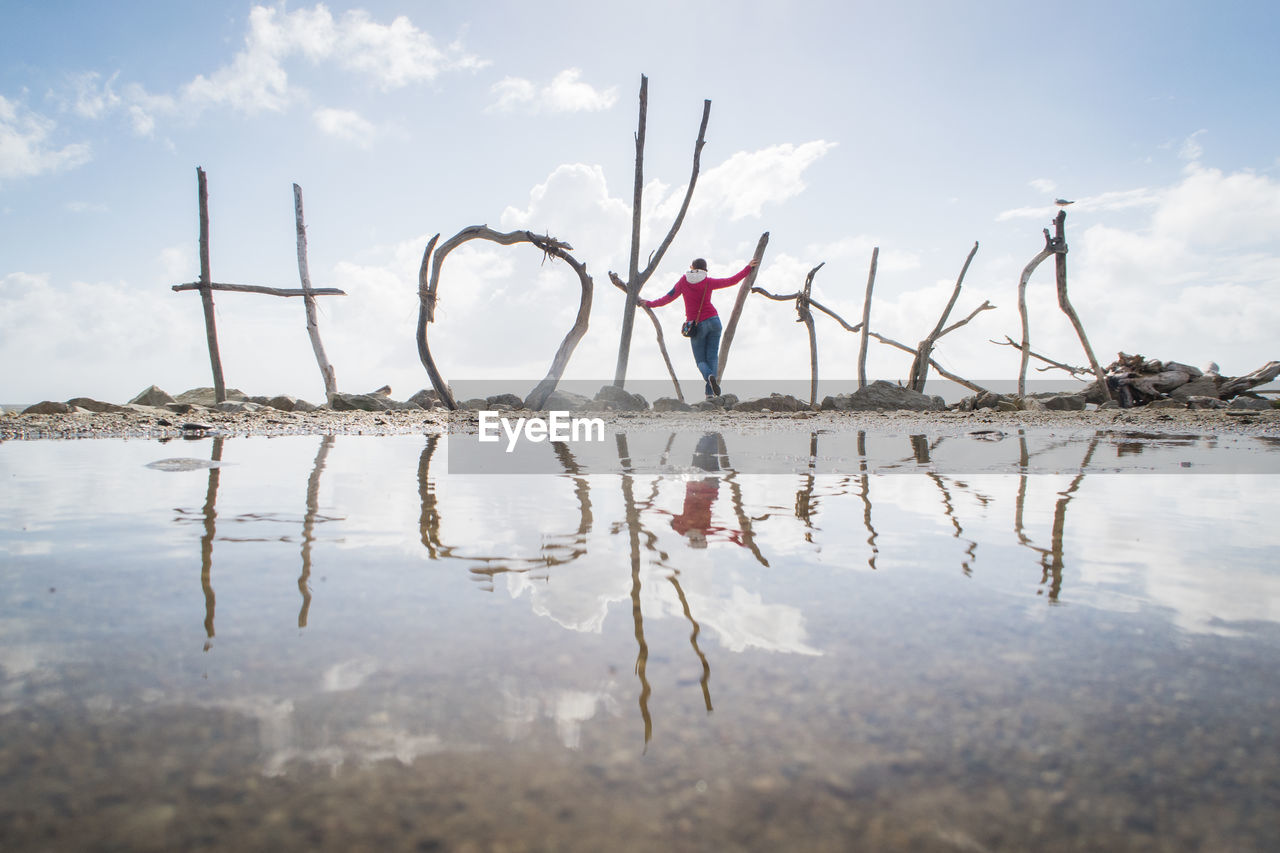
[298, 435, 334, 628]
[182, 434, 341, 648]
[165, 427, 1248, 752]
[858, 431, 879, 570]
[5, 428, 1280, 851]
[1014, 431, 1101, 601]
[199, 436, 223, 650]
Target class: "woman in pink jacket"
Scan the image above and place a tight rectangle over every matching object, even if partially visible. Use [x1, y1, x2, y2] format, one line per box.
[642, 257, 757, 399]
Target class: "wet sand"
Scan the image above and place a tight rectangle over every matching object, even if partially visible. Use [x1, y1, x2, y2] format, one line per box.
[3, 405, 1279, 441]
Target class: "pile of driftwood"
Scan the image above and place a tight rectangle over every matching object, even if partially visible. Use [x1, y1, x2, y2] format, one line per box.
[1090, 353, 1280, 409]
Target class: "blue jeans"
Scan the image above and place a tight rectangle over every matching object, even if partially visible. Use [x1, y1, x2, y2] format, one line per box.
[689, 314, 723, 396]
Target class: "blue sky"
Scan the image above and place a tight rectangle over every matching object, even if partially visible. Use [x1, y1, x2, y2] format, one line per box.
[2, 1, 1278, 403]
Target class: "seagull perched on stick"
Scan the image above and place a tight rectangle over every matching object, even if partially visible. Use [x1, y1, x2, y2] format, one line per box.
[1055, 198, 1075, 206]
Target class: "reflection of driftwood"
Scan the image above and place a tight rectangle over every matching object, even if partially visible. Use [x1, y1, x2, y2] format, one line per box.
[615, 434, 652, 747]
[1014, 433, 1099, 602]
[908, 242, 980, 392]
[857, 432, 878, 571]
[298, 434, 334, 628]
[858, 248, 879, 389]
[614, 76, 713, 387]
[199, 436, 223, 649]
[293, 184, 337, 402]
[418, 226, 593, 410]
[717, 232, 770, 380]
[668, 575, 713, 712]
[1017, 212, 1108, 400]
[611, 272, 682, 402]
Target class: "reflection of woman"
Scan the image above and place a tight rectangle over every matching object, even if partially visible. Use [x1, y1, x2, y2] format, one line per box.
[664, 434, 743, 549]
[642, 258, 758, 400]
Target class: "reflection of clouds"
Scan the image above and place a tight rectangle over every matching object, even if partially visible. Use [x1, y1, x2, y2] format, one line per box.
[322, 657, 379, 692]
[1066, 476, 1280, 635]
[501, 678, 620, 750]
[214, 696, 452, 778]
[669, 585, 821, 656]
[504, 568, 629, 633]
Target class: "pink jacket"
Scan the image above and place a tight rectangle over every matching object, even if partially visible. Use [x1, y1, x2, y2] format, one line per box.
[642, 264, 753, 323]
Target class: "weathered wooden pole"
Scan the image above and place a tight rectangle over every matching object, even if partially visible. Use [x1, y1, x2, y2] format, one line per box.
[613, 77, 713, 388]
[196, 167, 226, 404]
[1051, 211, 1110, 401]
[1016, 236, 1054, 397]
[857, 247, 879, 388]
[614, 75, 649, 388]
[293, 184, 337, 402]
[800, 263, 823, 408]
[716, 232, 769, 380]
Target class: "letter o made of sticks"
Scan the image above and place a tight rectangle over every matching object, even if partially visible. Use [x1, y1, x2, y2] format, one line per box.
[417, 227, 593, 410]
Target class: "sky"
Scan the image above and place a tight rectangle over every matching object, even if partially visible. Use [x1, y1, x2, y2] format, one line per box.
[2, 0, 1278, 405]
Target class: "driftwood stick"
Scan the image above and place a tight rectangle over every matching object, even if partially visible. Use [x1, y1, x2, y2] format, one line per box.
[753, 287, 865, 334]
[293, 184, 337, 402]
[614, 82, 713, 387]
[909, 242, 980, 391]
[868, 330, 988, 394]
[716, 232, 770, 380]
[1052, 211, 1110, 400]
[611, 272, 683, 402]
[638, 99, 712, 285]
[801, 263, 823, 408]
[1219, 360, 1280, 398]
[195, 167, 226, 404]
[991, 335, 1089, 377]
[939, 299, 994, 338]
[172, 282, 346, 297]
[1017, 229, 1055, 396]
[422, 226, 592, 411]
[415, 235, 452, 409]
[858, 247, 879, 388]
[613, 75, 649, 387]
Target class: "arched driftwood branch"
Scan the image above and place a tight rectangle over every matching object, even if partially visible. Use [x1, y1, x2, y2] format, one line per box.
[417, 226, 593, 411]
[610, 272, 683, 402]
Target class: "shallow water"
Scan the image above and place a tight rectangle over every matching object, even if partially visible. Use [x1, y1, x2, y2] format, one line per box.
[2, 429, 1279, 851]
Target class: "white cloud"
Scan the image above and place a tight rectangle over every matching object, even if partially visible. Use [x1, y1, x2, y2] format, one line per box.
[996, 187, 1162, 222]
[183, 4, 485, 111]
[1179, 128, 1207, 162]
[688, 141, 836, 221]
[488, 68, 617, 114]
[0, 95, 93, 183]
[1029, 178, 1056, 194]
[313, 107, 376, 146]
[1065, 163, 1280, 371]
[54, 4, 485, 135]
